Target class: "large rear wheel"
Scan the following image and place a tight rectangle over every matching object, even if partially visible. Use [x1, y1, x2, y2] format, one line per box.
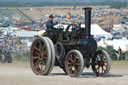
[44, 37, 56, 74]
[30, 37, 51, 75]
[65, 50, 84, 77]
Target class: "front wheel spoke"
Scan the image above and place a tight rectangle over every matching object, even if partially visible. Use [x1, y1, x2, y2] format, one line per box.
[68, 57, 74, 62]
[74, 65, 80, 70]
[69, 66, 73, 70]
[77, 65, 80, 69]
[76, 59, 80, 63]
[67, 62, 72, 65]
[74, 63, 80, 66]
[73, 54, 77, 62]
[74, 70, 78, 74]
[69, 54, 73, 60]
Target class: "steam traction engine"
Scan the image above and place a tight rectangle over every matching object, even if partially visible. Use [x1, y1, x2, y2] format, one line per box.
[30, 8, 111, 77]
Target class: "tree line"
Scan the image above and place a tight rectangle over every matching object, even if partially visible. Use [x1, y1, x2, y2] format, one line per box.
[0, 1, 127, 8]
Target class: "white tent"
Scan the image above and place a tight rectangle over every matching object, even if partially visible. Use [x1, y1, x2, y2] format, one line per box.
[81, 24, 112, 38]
[113, 24, 121, 31]
[91, 24, 112, 38]
[98, 39, 128, 51]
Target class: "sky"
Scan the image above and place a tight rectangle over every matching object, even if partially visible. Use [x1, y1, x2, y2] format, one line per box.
[0, 0, 126, 3]
[0, 0, 107, 2]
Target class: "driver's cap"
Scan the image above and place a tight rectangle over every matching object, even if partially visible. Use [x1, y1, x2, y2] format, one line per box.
[49, 15, 54, 18]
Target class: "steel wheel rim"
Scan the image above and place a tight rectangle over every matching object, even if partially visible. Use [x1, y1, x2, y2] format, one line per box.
[65, 50, 84, 77]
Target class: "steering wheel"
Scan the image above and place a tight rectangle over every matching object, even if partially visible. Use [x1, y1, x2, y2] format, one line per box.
[65, 24, 78, 33]
[57, 25, 64, 30]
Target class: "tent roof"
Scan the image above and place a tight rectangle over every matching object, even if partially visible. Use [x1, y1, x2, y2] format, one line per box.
[13, 31, 38, 37]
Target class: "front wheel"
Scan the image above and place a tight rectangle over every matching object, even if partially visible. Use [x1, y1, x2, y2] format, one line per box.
[92, 50, 111, 77]
[65, 50, 84, 77]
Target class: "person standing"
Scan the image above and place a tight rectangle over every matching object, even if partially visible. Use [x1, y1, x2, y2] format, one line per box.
[118, 47, 122, 58]
[66, 11, 71, 22]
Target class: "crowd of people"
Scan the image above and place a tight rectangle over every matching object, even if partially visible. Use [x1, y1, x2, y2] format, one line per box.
[0, 33, 29, 56]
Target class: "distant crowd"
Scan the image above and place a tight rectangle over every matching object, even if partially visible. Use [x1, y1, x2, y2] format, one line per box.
[0, 34, 29, 55]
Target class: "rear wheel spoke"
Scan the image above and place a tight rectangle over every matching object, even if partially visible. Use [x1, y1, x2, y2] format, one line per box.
[34, 47, 40, 52]
[30, 37, 52, 75]
[33, 56, 39, 60]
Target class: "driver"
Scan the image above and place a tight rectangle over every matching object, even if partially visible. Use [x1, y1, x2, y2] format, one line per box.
[46, 15, 58, 31]
[46, 15, 58, 44]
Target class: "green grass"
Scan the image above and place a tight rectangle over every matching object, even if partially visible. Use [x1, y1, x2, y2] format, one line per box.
[112, 60, 128, 64]
[14, 9, 27, 19]
[11, 52, 29, 63]
[0, 9, 27, 21]
[13, 56, 29, 63]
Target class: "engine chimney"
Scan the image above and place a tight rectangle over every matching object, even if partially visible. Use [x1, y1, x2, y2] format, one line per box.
[83, 7, 92, 39]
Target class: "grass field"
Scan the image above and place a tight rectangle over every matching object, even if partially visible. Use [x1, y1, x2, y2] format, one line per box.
[0, 6, 109, 21]
[0, 9, 29, 21]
